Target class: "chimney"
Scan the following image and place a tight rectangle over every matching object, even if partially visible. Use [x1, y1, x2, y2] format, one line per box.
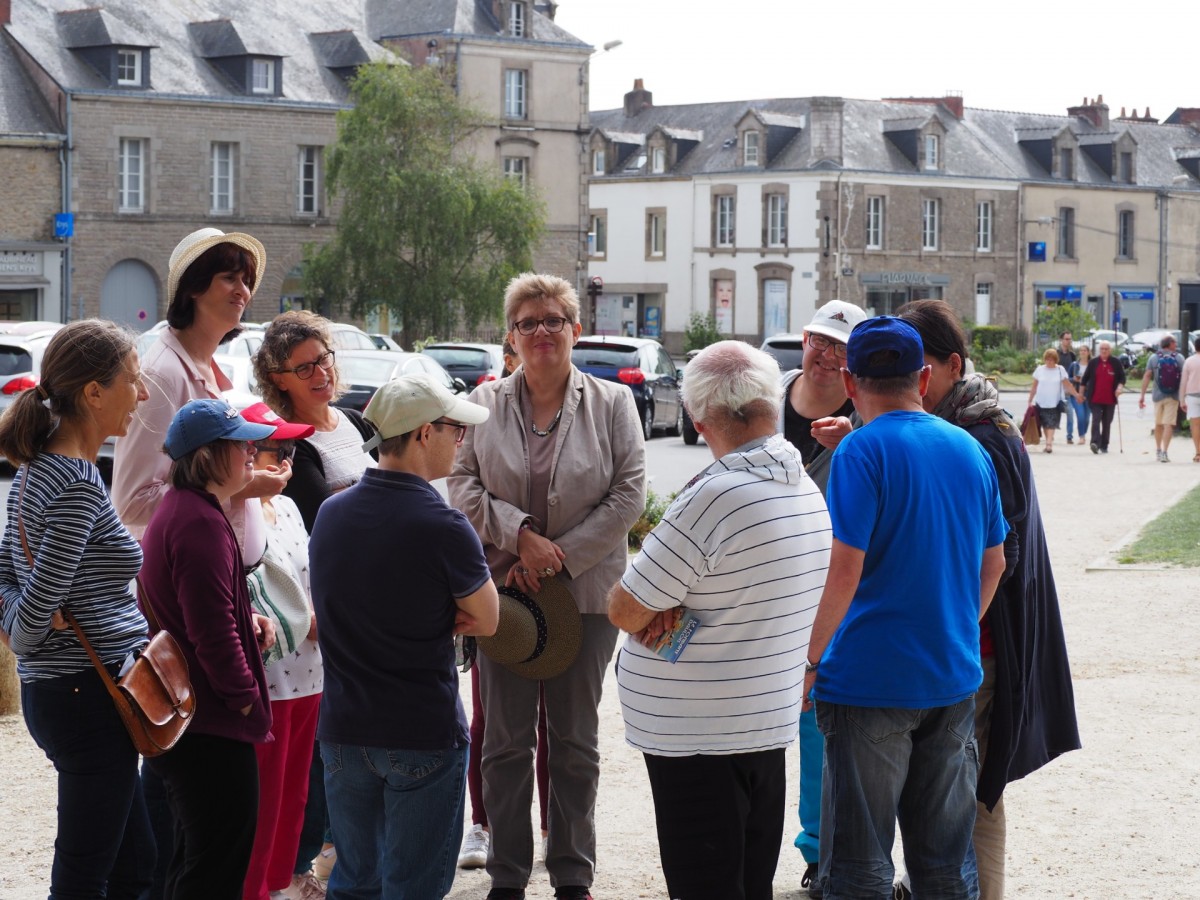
[623, 78, 652, 118]
[1169, 108, 1200, 128]
[808, 96, 844, 165]
[1067, 95, 1110, 129]
[883, 93, 964, 120]
[0, 0, 10, 25]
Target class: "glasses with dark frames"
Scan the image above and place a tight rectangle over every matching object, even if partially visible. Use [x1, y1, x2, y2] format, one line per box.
[511, 316, 568, 336]
[430, 419, 467, 443]
[254, 445, 296, 465]
[807, 333, 848, 359]
[276, 350, 336, 380]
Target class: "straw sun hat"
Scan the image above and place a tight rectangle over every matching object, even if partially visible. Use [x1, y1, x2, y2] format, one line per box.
[478, 577, 582, 680]
[167, 228, 266, 304]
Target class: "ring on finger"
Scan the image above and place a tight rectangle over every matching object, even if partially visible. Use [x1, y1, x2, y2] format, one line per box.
[539, 567, 554, 578]
[518, 566, 528, 575]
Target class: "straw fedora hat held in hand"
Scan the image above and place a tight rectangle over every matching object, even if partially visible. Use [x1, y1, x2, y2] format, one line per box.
[478, 577, 582, 680]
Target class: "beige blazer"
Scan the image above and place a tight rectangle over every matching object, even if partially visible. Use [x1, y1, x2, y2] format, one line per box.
[447, 367, 646, 615]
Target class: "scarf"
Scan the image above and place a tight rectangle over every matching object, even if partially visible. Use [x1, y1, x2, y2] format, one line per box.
[931, 373, 1020, 442]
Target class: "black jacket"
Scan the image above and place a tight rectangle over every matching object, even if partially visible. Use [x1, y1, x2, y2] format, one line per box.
[284, 408, 378, 534]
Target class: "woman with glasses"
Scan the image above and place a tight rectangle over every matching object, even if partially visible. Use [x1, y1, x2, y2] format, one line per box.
[448, 273, 646, 900]
[139, 399, 283, 900]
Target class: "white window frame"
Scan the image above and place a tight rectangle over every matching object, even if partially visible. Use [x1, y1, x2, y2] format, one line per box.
[504, 69, 527, 119]
[716, 194, 735, 247]
[743, 131, 760, 166]
[975, 201, 993, 252]
[508, 1, 526, 37]
[924, 134, 939, 170]
[649, 213, 665, 257]
[1118, 210, 1134, 259]
[503, 156, 528, 188]
[590, 214, 606, 257]
[251, 58, 274, 94]
[921, 198, 940, 251]
[118, 138, 144, 213]
[297, 146, 321, 215]
[866, 196, 884, 249]
[651, 147, 666, 174]
[210, 142, 234, 214]
[592, 149, 605, 175]
[116, 48, 141, 86]
[767, 193, 787, 247]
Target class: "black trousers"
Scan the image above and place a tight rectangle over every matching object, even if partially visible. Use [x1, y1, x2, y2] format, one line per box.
[1089, 402, 1116, 450]
[145, 732, 258, 900]
[643, 748, 786, 900]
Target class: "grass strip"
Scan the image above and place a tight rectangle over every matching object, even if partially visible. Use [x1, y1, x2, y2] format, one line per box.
[1116, 481, 1200, 565]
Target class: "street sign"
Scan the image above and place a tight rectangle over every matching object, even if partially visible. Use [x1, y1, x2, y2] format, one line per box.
[54, 213, 74, 238]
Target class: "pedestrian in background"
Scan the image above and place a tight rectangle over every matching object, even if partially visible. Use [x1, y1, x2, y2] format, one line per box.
[1067, 344, 1092, 446]
[1026, 348, 1077, 454]
[1080, 341, 1126, 453]
[1137, 334, 1186, 462]
[1180, 336, 1200, 463]
[1056, 332, 1078, 443]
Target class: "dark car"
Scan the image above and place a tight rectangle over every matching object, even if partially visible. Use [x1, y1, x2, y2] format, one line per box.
[333, 350, 465, 412]
[421, 342, 506, 388]
[760, 333, 807, 371]
[571, 336, 682, 440]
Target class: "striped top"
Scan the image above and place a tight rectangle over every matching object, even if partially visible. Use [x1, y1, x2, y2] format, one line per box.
[0, 454, 147, 681]
[616, 434, 831, 756]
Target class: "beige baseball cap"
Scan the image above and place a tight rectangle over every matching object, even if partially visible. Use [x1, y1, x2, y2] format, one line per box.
[361, 373, 489, 452]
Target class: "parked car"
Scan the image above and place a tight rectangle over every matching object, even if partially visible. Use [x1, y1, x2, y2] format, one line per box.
[760, 333, 807, 371]
[571, 336, 682, 440]
[680, 348, 701, 445]
[329, 323, 379, 351]
[421, 342, 506, 388]
[332, 349, 465, 412]
[0, 325, 67, 471]
[1076, 330, 1130, 353]
[369, 333, 403, 351]
[1127, 329, 1200, 354]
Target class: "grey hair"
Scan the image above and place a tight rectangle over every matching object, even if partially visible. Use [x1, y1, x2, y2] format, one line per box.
[682, 340, 782, 425]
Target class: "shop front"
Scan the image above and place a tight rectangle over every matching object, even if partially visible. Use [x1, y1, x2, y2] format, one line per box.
[0, 244, 63, 322]
[860, 271, 949, 316]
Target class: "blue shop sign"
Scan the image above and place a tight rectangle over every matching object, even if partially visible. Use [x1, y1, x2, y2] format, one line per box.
[1117, 290, 1154, 300]
[54, 213, 74, 238]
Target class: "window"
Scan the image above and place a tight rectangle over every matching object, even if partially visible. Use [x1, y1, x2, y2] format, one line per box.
[716, 194, 735, 247]
[508, 1, 526, 37]
[924, 134, 939, 170]
[866, 196, 884, 249]
[766, 194, 787, 247]
[210, 142, 234, 213]
[251, 58, 274, 94]
[921, 199, 939, 250]
[975, 282, 992, 326]
[590, 214, 607, 257]
[975, 201, 993, 252]
[504, 69, 527, 119]
[648, 211, 665, 258]
[503, 156, 528, 188]
[1057, 207, 1075, 258]
[592, 149, 605, 175]
[297, 146, 321, 215]
[743, 131, 760, 167]
[1059, 147, 1074, 180]
[1118, 210, 1135, 259]
[651, 147, 666, 174]
[116, 48, 141, 86]
[1119, 151, 1134, 183]
[118, 138, 144, 212]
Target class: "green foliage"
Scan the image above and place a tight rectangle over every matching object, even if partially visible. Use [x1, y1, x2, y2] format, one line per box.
[628, 488, 676, 551]
[970, 325, 1011, 351]
[410, 335, 440, 352]
[683, 312, 722, 353]
[1033, 304, 1098, 346]
[972, 340, 1039, 375]
[303, 63, 545, 347]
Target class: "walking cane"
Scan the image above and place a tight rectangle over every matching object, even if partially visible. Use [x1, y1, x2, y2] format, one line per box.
[1116, 398, 1124, 453]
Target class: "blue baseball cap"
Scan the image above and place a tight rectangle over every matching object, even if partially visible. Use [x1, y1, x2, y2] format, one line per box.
[846, 316, 925, 378]
[165, 399, 276, 460]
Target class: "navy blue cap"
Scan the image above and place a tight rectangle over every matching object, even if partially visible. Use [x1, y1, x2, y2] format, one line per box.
[165, 399, 276, 460]
[846, 316, 925, 377]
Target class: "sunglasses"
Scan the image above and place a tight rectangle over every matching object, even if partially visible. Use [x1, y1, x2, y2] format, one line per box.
[254, 445, 296, 465]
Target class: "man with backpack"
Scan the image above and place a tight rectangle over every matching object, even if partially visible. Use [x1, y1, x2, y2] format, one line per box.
[1138, 335, 1185, 462]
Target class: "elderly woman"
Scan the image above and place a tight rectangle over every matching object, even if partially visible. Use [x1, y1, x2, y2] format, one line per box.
[448, 273, 646, 900]
[0, 320, 152, 900]
[898, 300, 1080, 900]
[140, 399, 280, 900]
[1079, 340, 1127, 453]
[1026, 348, 1077, 453]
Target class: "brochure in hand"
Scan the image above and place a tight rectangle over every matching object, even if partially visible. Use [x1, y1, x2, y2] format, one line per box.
[650, 609, 700, 663]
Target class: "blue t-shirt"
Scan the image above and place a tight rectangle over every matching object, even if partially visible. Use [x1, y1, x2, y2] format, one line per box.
[310, 467, 491, 750]
[815, 410, 1008, 708]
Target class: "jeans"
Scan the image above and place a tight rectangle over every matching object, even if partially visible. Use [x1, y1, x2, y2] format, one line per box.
[793, 707, 823, 865]
[1069, 396, 1090, 443]
[320, 741, 467, 899]
[816, 698, 978, 900]
[1063, 397, 1076, 440]
[22, 669, 155, 900]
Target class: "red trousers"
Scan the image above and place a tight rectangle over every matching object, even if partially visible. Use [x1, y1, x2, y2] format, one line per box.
[243, 693, 321, 900]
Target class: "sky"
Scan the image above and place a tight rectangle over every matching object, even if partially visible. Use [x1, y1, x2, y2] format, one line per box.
[553, 0, 1193, 121]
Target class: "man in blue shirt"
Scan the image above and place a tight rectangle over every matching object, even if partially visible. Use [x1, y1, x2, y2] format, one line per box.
[802, 317, 1008, 900]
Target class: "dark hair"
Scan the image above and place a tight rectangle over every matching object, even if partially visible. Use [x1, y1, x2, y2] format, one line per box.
[1161, 335, 1176, 350]
[166, 441, 237, 491]
[853, 370, 923, 397]
[897, 299, 969, 364]
[1061, 330, 1072, 339]
[167, 242, 258, 341]
[1194, 337, 1200, 354]
[253, 310, 341, 420]
[0, 319, 136, 466]
[378, 432, 416, 457]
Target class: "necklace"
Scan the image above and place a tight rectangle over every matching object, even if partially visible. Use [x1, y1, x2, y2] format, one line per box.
[530, 406, 563, 438]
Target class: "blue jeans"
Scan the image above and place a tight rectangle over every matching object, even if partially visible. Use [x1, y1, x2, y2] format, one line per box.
[816, 698, 978, 900]
[1070, 395, 1090, 441]
[320, 741, 467, 899]
[1063, 398, 1076, 440]
[22, 669, 154, 900]
[793, 707, 823, 865]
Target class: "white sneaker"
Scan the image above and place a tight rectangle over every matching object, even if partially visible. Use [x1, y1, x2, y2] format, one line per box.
[458, 823, 490, 869]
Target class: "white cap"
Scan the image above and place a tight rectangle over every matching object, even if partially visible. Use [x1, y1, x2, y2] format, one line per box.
[362, 374, 489, 452]
[805, 300, 868, 344]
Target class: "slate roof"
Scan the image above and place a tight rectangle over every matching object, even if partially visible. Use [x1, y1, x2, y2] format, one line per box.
[366, 0, 587, 48]
[0, 33, 60, 134]
[590, 95, 1200, 190]
[5, 0, 397, 106]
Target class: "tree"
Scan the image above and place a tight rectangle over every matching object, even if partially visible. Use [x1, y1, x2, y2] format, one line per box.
[303, 63, 545, 347]
[1034, 303, 1098, 348]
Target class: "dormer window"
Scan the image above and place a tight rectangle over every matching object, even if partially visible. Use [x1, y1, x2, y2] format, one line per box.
[1059, 147, 1074, 180]
[651, 147, 666, 174]
[923, 134, 939, 170]
[252, 58, 275, 94]
[508, 2, 527, 38]
[743, 131, 760, 167]
[116, 48, 142, 86]
[592, 149, 606, 175]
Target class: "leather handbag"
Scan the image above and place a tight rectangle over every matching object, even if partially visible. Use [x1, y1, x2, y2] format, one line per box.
[17, 467, 195, 756]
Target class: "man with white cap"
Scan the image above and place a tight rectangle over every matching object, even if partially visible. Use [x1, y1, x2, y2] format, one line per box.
[777, 300, 868, 898]
[308, 374, 499, 899]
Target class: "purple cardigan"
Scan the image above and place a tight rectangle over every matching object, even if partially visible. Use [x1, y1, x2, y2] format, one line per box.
[140, 487, 271, 744]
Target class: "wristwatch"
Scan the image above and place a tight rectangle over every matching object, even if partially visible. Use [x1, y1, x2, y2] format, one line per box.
[805, 659, 820, 674]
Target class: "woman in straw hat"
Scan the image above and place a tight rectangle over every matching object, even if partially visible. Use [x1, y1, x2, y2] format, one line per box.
[448, 273, 646, 900]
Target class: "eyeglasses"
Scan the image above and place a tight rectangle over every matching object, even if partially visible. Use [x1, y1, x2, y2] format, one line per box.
[431, 419, 467, 444]
[807, 333, 848, 359]
[512, 316, 568, 336]
[254, 445, 296, 465]
[275, 350, 336, 380]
